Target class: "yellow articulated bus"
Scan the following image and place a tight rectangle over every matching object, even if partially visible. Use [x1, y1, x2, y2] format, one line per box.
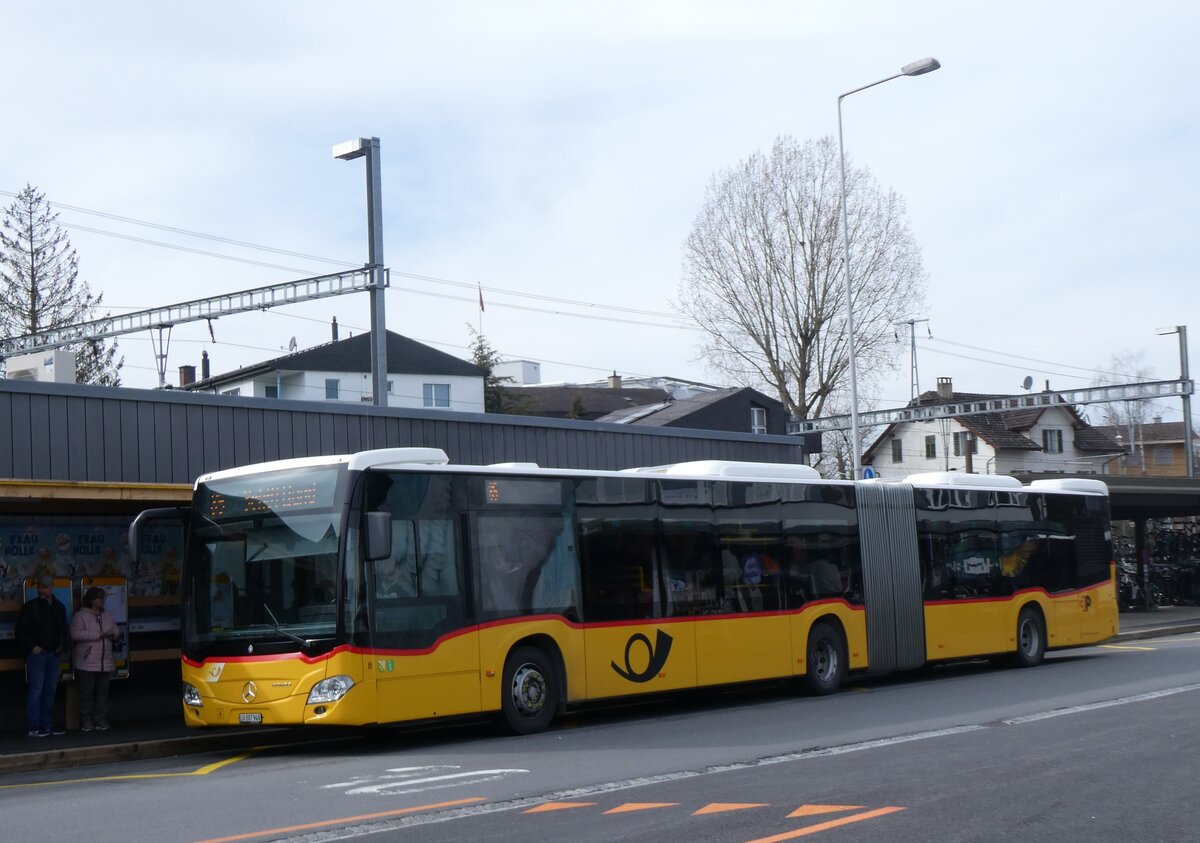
[131, 449, 1117, 735]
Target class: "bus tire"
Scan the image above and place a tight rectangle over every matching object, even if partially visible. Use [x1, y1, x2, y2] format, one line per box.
[1012, 607, 1046, 668]
[802, 621, 847, 696]
[501, 645, 557, 735]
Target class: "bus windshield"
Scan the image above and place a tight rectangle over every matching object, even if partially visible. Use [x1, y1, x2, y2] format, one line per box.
[183, 465, 346, 654]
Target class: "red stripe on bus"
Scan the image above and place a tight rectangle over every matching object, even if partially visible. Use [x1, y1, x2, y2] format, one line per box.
[923, 582, 1109, 607]
[181, 600, 865, 666]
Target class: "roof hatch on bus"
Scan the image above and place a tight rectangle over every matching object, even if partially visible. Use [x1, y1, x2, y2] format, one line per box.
[628, 460, 821, 481]
[347, 448, 450, 471]
[904, 471, 1023, 489]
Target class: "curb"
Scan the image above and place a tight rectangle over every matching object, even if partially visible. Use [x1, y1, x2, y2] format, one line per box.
[1116, 622, 1200, 642]
[0, 727, 320, 776]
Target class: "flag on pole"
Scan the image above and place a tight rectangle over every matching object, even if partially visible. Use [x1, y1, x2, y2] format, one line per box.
[478, 284, 485, 312]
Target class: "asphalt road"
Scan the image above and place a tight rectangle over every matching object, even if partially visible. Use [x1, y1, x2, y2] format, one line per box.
[3, 633, 1199, 843]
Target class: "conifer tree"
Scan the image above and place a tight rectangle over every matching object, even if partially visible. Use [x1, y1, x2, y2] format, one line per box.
[0, 184, 122, 385]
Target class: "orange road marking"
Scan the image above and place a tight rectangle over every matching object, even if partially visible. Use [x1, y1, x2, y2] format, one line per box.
[192, 797, 486, 843]
[524, 802, 598, 814]
[742, 807, 906, 842]
[604, 802, 680, 814]
[786, 804, 864, 818]
[693, 803, 771, 815]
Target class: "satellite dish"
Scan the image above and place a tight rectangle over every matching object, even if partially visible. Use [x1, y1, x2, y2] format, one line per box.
[1021, 376, 1033, 391]
[288, 336, 298, 352]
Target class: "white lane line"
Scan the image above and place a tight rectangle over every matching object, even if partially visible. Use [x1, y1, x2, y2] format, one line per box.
[322, 766, 529, 796]
[1002, 682, 1200, 725]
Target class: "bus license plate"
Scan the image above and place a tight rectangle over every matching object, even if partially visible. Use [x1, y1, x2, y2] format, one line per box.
[239, 712, 263, 725]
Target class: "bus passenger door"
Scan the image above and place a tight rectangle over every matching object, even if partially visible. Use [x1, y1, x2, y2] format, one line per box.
[366, 473, 480, 724]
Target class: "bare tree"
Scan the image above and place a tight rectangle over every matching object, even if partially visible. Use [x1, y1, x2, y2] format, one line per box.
[1090, 350, 1154, 464]
[679, 135, 926, 424]
[0, 184, 122, 385]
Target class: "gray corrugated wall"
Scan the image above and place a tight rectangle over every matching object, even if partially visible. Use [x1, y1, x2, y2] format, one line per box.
[0, 380, 806, 484]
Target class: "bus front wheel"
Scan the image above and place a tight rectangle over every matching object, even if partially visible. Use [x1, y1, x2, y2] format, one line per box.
[802, 621, 847, 696]
[1012, 608, 1046, 668]
[501, 646, 558, 735]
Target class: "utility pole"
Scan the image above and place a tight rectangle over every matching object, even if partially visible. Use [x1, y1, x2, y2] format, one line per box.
[335, 137, 389, 407]
[896, 318, 929, 403]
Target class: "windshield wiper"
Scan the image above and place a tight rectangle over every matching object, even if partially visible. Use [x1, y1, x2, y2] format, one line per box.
[261, 604, 313, 652]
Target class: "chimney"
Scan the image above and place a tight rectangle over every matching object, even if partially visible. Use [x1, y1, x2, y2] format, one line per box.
[1154, 414, 1163, 424]
[179, 365, 196, 387]
[332, 316, 339, 342]
[936, 377, 953, 401]
[201, 350, 211, 380]
[608, 372, 622, 390]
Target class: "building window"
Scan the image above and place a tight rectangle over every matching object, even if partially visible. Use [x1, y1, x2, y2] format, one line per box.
[423, 383, 451, 408]
[953, 432, 978, 456]
[891, 438, 903, 463]
[325, 378, 340, 400]
[265, 385, 278, 399]
[1154, 446, 1174, 465]
[1041, 429, 1063, 454]
[925, 435, 937, 459]
[750, 406, 767, 435]
[386, 380, 393, 394]
[222, 388, 240, 397]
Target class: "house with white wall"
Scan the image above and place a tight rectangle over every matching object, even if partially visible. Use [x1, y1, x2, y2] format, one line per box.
[184, 331, 486, 413]
[862, 378, 1123, 479]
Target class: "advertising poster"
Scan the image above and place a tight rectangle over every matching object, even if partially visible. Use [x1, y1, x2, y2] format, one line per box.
[81, 576, 130, 678]
[2, 523, 182, 600]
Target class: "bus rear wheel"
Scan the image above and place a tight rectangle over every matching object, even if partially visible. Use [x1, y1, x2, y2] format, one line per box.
[1012, 608, 1046, 668]
[802, 621, 847, 696]
[501, 646, 558, 735]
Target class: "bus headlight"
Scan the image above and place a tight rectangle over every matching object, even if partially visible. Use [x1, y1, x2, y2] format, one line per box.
[183, 682, 203, 707]
[307, 675, 354, 705]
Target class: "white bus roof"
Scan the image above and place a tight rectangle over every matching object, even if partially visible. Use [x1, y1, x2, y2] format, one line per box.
[195, 448, 450, 486]
[196, 450, 1105, 496]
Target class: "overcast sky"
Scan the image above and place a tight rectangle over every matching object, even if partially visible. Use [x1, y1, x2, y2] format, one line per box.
[3, 1, 1197, 421]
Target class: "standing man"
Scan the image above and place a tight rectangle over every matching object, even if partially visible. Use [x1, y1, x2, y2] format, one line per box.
[16, 575, 68, 737]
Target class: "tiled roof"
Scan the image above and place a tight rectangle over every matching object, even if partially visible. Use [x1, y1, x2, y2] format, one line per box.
[864, 388, 1121, 459]
[1093, 422, 1194, 445]
[595, 387, 741, 426]
[187, 331, 484, 389]
[499, 386, 672, 420]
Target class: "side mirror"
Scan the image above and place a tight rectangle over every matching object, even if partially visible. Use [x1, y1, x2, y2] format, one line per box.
[364, 512, 392, 562]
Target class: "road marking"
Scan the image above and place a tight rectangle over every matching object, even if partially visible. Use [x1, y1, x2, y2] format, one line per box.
[192, 797, 486, 843]
[0, 750, 257, 790]
[523, 802, 597, 814]
[1002, 682, 1200, 724]
[604, 802, 679, 814]
[694, 803, 771, 815]
[1100, 644, 1157, 651]
[279, 727, 980, 840]
[322, 765, 529, 796]
[741, 807, 906, 842]
[787, 804, 864, 818]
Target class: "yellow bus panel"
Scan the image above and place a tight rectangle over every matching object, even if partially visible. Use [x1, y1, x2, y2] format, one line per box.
[583, 620, 697, 699]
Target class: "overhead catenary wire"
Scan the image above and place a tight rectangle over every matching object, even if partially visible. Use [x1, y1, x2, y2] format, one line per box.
[4, 189, 686, 321]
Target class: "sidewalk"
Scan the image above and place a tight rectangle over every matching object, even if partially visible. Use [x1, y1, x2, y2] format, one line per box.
[4, 608, 1200, 776]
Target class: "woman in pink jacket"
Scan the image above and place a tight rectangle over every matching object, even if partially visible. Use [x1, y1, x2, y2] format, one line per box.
[71, 587, 117, 731]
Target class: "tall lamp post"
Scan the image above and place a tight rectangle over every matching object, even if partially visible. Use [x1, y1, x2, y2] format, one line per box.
[1157, 325, 1194, 478]
[838, 57, 940, 478]
[334, 137, 388, 407]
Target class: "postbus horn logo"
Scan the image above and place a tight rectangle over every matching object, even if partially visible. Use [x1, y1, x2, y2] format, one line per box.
[611, 629, 674, 683]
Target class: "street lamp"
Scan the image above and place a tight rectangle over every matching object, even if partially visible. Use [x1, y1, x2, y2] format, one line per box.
[334, 137, 388, 407]
[838, 57, 940, 478]
[1157, 325, 1194, 478]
